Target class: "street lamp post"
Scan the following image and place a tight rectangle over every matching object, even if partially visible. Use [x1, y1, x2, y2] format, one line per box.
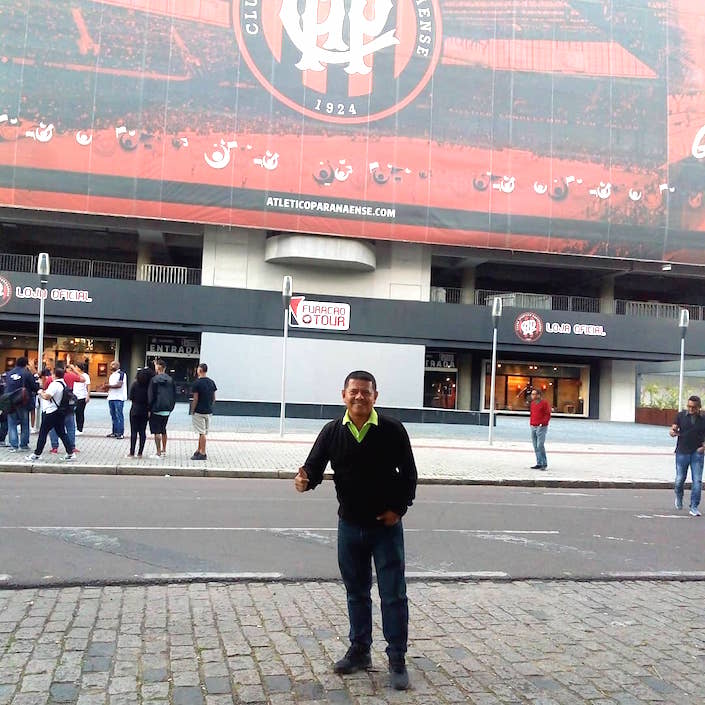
[279, 275, 293, 437]
[36, 253, 50, 431]
[488, 296, 502, 445]
[678, 308, 689, 411]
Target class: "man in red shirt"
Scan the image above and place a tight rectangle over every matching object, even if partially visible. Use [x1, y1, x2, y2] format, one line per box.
[529, 388, 551, 470]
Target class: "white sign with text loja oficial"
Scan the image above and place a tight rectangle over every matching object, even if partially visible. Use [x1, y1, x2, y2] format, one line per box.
[289, 295, 350, 331]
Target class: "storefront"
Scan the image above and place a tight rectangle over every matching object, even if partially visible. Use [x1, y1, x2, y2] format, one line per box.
[482, 360, 590, 416]
[423, 350, 457, 409]
[145, 336, 201, 400]
[0, 332, 119, 384]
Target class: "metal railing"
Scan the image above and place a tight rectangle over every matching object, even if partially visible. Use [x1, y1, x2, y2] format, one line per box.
[429, 287, 704, 321]
[0, 252, 199, 285]
[138, 264, 201, 285]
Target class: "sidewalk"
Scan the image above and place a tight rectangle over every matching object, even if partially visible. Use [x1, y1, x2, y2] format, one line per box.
[0, 401, 679, 487]
[0, 580, 701, 704]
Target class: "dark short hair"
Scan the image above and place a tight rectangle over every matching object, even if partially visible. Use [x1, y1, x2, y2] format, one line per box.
[41, 368, 51, 376]
[136, 368, 152, 386]
[16, 356, 28, 367]
[688, 395, 702, 406]
[344, 370, 377, 390]
[54, 366, 65, 378]
[154, 359, 166, 369]
[198, 363, 208, 373]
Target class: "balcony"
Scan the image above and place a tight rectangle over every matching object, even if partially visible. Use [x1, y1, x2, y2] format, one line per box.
[0, 253, 201, 286]
[429, 287, 704, 321]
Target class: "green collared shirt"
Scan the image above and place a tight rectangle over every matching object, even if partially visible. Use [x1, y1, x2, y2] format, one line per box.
[343, 408, 378, 443]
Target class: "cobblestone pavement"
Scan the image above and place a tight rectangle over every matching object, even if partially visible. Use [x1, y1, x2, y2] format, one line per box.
[0, 401, 678, 486]
[0, 580, 703, 705]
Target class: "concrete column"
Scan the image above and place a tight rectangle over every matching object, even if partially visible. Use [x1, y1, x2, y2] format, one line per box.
[130, 335, 147, 377]
[137, 229, 163, 281]
[456, 352, 473, 410]
[599, 359, 636, 421]
[599, 275, 616, 314]
[460, 267, 476, 304]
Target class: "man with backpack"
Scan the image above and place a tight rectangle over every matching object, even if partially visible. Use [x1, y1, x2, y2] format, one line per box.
[26, 365, 75, 461]
[105, 360, 128, 439]
[3, 357, 39, 452]
[147, 359, 176, 458]
[48, 360, 85, 455]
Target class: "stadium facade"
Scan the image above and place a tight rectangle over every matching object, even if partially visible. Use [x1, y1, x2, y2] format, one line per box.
[2, 0, 705, 422]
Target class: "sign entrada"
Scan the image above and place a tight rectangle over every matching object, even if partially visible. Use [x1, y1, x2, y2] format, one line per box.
[148, 337, 200, 358]
[289, 295, 350, 331]
[514, 312, 606, 343]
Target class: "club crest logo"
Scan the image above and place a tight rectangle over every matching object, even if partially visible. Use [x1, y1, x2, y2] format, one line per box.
[233, 0, 442, 124]
[514, 312, 544, 343]
[0, 275, 11, 309]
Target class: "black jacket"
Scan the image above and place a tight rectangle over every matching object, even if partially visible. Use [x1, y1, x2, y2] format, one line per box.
[303, 412, 418, 526]
[148, 373, 176, 413]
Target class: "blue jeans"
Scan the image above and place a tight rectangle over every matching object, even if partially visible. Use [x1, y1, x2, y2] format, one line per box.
[50, 411, 75, 450]
[109, 400, 125, 436]
[8, 405, 30, 449]
[675, 451, 704, 510]
[337, 518, 408, 659]
[531, 425, 548, 467]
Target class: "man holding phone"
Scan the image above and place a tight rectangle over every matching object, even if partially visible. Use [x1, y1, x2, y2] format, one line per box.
[670, 395, 705, 516]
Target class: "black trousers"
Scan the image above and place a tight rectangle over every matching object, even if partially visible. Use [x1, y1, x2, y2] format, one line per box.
[35, 411, 73, 455]
[75, 398, 87, 432]
[129, 412, 148, 455]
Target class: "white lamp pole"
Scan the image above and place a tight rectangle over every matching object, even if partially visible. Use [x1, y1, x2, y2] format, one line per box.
[678, 308, 689, 411]
[279, 275, 293, 437]
[488, 296, 502, 445]
[36, 253, 50, 430]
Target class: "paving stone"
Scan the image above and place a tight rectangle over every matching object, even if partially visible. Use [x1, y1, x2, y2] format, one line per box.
[172, 686, 205, 705]
[81, 658, 111, 673]
[48, 683, 79, 703]
[86, 643, 115, 658]
[142, 668, 168, 683]
[204, 677, 231, 695]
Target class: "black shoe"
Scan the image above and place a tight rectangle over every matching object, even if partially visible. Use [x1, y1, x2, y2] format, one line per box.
[389, 659, 410, 690]
[530, 464, 542, 470]
[114, 435, 124, 439]
[106, 433, 116, 438]
[191, 452, 207, 460]
[540, 465, 548, 471]
[334, 645, 372, 674]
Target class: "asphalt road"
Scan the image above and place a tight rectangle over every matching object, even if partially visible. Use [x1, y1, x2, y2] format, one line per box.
[1, 474, 701, 587]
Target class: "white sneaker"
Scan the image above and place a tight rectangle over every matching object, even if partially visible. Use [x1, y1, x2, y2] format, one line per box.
[26, 453, 40, 461]
[62, 454, 75, 461]
[689, 507, 701, 517]
[149, 454, 164, 459]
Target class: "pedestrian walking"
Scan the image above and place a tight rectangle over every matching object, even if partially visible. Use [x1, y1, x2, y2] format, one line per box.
[0, 371, 8, 446]
[4, 357, 38, 452]
[26, 365, 75, 461]
[73, 362, 91, 434]
[48, 360, 83, 455]
[529, 388, 551, 470]
[294, 370, 418, 691]
[127, 368, 152, 458]
[190, 363, 217, 460]
[147, 359, 176, 458]
[669, 395, 705, 516]
[104, 361, 127, 438]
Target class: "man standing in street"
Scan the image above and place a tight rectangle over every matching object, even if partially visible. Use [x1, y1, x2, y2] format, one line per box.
[5, 357, 38, 452]
[190, 363, 217, 460]
[294, 371, 417, 691]
[529, 388, 551, 470]
[147, 359, 176, 458]
[49, 359, 85, 454]
[669, 395, 705, 516]
[105, 360, 127, 439]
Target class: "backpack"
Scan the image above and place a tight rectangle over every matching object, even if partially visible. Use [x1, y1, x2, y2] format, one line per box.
[151, 375, 176, 413]
[0, 387, 29, 413]
[56, 380, 78, 413]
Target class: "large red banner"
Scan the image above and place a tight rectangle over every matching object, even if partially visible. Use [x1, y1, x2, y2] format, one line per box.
[1, 0, 705, 263]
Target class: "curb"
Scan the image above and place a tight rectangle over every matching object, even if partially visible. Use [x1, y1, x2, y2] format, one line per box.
[0, 463, 676, 489]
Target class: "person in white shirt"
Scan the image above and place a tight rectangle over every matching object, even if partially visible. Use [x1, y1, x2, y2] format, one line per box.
[26, 366, 75, 461]
[71, 361, 91, 433]
[105, 360, 127, 439]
